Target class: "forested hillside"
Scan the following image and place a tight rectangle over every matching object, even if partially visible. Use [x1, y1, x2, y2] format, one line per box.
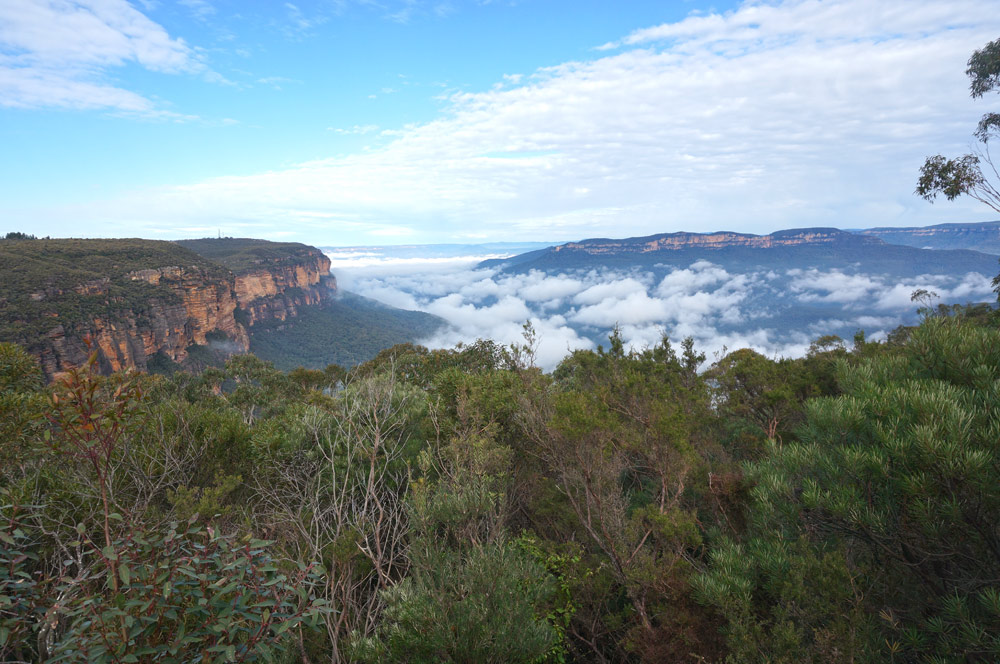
[249, 292, 444, 370]
[3, 301, 999, 662]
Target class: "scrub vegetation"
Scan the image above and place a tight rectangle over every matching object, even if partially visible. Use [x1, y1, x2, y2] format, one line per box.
[3, 298, 1000, 662]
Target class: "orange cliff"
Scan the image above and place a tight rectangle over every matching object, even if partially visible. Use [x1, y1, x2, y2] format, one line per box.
[233, 251, 335, 325]
[37, 267, 251, 380]
[35, 253, 336, 381]
[553, 229, 878, 255]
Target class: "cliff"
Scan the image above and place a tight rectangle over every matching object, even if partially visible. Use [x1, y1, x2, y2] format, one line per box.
[232, 253, 334, 325]
[0, 238, 336, 381]
[481, 226, 1000, 278]
[856, 221, 1000, 255]
[176, 237, 337, 326]
[38, 266, 250, 378]
[551, 228, 881, 256]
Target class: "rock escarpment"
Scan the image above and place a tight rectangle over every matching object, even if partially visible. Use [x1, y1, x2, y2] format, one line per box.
[857, 221, 1000, 255]
[0, 238, 336, 381]
[233, 252, 335, 325]
[480, 225, 999, 279]
[553, 228, 881, 256]
[37, 266, 250, 378]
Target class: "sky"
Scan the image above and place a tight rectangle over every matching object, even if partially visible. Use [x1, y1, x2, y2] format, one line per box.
[2, 0, 999, 245]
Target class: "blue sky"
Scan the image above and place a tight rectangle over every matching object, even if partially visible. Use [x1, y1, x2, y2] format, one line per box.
[1, 0, 998, 245]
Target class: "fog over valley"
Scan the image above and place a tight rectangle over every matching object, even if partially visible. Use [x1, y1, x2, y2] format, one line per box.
[326, 246, 996, 369]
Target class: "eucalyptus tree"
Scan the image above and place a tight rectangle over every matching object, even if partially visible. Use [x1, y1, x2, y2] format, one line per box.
[521, 331, 728, 662]
[698, 315, 1000, 662]
[917, 38, 1000, 215]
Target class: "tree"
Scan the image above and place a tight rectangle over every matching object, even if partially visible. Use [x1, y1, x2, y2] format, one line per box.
[44, 520, 326, 663]
[698, 315, 1000, 661]
[916, 38, 1000, 214]
[351, 369, 560, 663]
[3, 348, 329, 661]
[523, 332, 727, 662]
[254, 368, 420, 661]
[708, 348, 800, 444]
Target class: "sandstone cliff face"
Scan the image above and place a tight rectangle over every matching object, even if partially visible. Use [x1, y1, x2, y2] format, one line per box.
[233, 252, 335, 325]
[554, 228, 879, 256]
[32, 252, 335, 382]
[857, 222, 1000, 255]
[36, 266, 251, 380]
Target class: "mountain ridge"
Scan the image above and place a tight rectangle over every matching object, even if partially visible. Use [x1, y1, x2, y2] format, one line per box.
[480, 226, 1000, 275]
[855, 220, 1000, 254]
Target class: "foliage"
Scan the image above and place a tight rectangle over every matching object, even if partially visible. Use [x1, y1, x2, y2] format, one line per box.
[176, 238, 323, 275]
[353, 538, 558, 663]
[0, 347, 329, 662]
[699, 315, 1000, 662]
[0, 346, 48, 485]
[0, 341, 44, 392]
[968, 37, 1000, 99]
[523, 330, 728, 662]
[917, 37, 1000, 213]
[352, 401, 560, 664]
[248, 293, 444, 370]
[3, 290, 1000, 662]
[0, 502, 44, 662]
[45, 520, 326, 663]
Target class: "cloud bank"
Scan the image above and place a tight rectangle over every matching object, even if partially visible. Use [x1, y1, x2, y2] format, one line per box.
[329, 252, 996, 369]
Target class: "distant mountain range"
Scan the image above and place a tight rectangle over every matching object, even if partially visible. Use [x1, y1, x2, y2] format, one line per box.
[5, 222, 998, 380]
[480, 226, 1000, 277]
[854, 221, 1000, 254]
[467, 224, 998, 357]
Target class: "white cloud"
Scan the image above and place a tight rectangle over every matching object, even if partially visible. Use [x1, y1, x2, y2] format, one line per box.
[573, 278, 652, 306]
[516, 271, 586, 302]
[0, 0, 209, 114]
[330, 251, 973, 370]
[789, 268, 995, 310]
[13, 0, 1000, 242]
[179, 0, 215, 20]
[571, 289, 670, 326]
[329, 123, 380, 135]
[619, 1, 982, 50]
[656, 261, 732, 296]
[789, 269, 882, 303]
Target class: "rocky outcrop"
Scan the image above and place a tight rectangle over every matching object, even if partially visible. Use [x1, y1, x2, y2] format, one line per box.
[857, 221, 1000, 255]
[20, 247, 336, 382]
[233, 252, 336, 325]
[35, 266, 251, 380]
[554, 228, 880, 256]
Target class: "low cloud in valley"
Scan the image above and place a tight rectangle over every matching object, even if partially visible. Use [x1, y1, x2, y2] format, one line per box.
[328, 252, 996, 369]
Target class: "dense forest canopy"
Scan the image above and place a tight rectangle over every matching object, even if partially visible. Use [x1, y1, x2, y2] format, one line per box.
[3, 297, 1000, 662]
